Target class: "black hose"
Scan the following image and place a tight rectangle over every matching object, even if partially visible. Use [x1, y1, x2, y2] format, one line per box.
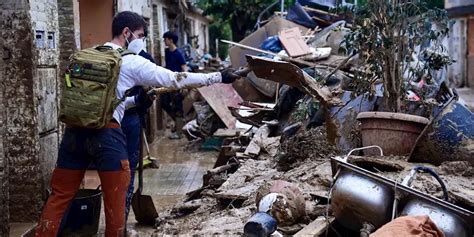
[413, 166, 449, 201]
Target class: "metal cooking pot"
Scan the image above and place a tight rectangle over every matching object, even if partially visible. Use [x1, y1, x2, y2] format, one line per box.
[331, 146, 394, 231]
[401, 200, 470, 237]
[331, 169, 394, 231]
[398, 166, 472, 237]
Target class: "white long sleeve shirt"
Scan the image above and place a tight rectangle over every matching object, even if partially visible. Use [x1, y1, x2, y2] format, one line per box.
[104, 42, 222, 123]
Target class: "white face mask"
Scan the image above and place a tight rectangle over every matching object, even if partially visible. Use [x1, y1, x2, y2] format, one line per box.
[127, 38, 146, 54]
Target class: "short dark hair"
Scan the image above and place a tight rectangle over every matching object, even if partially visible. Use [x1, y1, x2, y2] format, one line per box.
[163, 31, 178, 44]
[112, 11, 147, 37]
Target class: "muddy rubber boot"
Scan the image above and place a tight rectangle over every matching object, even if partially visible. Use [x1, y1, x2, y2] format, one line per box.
[98, 163, 131, 237]
[36, 168, 85, 237]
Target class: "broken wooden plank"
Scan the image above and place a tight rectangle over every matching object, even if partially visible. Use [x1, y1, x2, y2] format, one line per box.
[294, 216, 335, 237]
[236, 152, 251, 159]
[198, 84, 243, 129]
[185, 186, 208, 201]
[246, 55, 342, 106]
[207, 163, 239, 176]
[226, 145, 246, 156]
[278, 27, 311, 57]
[213, 128, 242, 138]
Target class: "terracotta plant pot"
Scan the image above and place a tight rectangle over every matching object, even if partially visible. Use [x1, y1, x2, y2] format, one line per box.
[356, 112, 429, 156]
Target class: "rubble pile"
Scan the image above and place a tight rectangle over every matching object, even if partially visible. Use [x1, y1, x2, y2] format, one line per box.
[154, 1, 473, 236]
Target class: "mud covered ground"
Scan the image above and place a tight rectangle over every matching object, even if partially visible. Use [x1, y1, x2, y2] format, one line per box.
[152, 127, 474, 235]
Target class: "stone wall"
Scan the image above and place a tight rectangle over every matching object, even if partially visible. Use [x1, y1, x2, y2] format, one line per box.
[1, 0, 43, 222]
[0, 10, 10, 234]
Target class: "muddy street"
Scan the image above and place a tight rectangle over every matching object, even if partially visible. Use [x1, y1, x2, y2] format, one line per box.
[112, 136, 217, 236]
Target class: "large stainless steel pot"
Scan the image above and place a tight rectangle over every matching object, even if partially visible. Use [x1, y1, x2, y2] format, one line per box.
[398, 166, 471, 237]
[331, 168, 394, 230]
[331, 146, 393, 230]
[401, 200, 470, 237]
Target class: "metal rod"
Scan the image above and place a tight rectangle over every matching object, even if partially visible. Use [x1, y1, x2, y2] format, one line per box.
[221, 39, 318, 68]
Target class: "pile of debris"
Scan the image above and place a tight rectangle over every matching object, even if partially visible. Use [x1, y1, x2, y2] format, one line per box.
[152, 1, 473, 236]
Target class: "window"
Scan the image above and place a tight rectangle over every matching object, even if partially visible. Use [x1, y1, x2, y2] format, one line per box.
[47, 32, 56, 49]
[35, 30, 45, 48]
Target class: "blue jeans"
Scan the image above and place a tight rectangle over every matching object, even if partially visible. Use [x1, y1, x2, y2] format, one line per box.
[121, 113, 141, 221]
[57, 128, 128, 170]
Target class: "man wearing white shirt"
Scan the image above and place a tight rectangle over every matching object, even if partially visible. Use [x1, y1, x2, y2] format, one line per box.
[36, 11, 240, 237]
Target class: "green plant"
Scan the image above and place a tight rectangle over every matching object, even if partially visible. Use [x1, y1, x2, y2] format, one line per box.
[208, 19, 232, 59]
[198, 0, 276, 42]
[342, 0, 452, 112]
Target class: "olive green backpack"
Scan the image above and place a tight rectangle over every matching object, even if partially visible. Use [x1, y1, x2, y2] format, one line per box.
[59, 46, 134, 128]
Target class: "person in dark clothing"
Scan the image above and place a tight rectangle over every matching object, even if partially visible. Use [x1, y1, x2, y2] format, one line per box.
[161, 31, 187, 139]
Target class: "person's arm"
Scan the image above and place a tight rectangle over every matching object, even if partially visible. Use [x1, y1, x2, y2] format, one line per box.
[181, 64, 188, 72]
[130, 55, 223, 89]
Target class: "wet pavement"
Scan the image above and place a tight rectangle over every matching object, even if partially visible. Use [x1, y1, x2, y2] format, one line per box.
[110, 135, 217, 236]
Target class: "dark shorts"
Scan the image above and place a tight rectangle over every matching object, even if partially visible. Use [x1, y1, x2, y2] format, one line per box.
[57, 128, 128, 171]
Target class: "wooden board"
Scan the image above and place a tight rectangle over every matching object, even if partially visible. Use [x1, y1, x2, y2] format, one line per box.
[278, 27, 311, 57]
[246, 55, 342, 106]
[198, 84, 243, 129]
[294, 216, 334, 237]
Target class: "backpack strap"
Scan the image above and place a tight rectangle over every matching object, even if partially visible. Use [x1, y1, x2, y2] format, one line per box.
[116, 48, 135, 57]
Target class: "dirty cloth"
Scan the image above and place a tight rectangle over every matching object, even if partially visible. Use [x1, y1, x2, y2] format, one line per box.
[371, 215, 445, 237]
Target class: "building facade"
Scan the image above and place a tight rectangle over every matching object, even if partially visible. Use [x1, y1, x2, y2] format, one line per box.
[445, 0, 474, 88]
